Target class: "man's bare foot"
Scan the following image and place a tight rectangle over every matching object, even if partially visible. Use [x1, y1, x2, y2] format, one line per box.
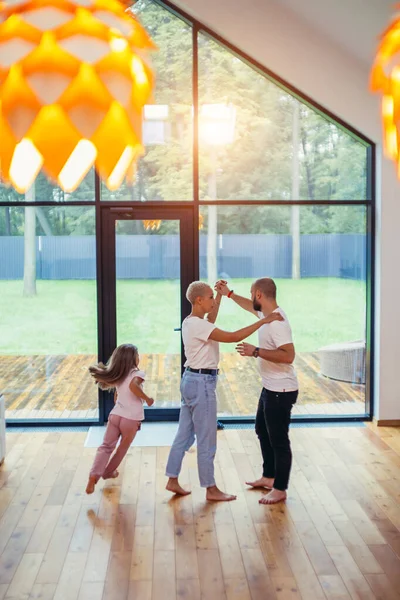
[259, 489, 287, 505]
[245, 476, 274, 489]
[103, 470, 119, 480]
[206, 485, 237, 502]
[86, 476, 97, 495]
[166, 477, 191, 496]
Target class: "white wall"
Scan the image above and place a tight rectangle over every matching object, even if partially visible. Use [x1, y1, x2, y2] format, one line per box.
[175, 0, 400, 420]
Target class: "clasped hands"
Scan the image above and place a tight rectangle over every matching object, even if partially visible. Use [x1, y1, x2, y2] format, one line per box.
[214, 279, 229, 296]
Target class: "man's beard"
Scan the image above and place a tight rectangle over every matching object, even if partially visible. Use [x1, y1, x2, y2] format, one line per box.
[253, 298, 262, 311]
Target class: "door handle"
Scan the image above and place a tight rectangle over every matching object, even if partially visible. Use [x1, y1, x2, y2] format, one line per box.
[174, 328, 181, 331]
[109, 208, 134, 217]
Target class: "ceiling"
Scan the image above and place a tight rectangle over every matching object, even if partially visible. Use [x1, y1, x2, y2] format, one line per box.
[277, 0, 394, 66]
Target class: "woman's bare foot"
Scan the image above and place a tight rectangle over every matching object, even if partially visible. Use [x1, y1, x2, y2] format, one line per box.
[86, 476, 97, 495]
[166, 477, 191, 496]
[206, 485, 237, 502]
[259, 489, 287, 505]
[245, 476, 274, 489]
[103, 470, 119, 480]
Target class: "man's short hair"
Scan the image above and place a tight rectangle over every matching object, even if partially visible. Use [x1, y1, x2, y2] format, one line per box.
[186, 281, 211, 304]
[253, 277, 276, 299]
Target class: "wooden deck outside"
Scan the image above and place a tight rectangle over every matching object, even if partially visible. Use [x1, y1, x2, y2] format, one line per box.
[0, 353, 365, 420]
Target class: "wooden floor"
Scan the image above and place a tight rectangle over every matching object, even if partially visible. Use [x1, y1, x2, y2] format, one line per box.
[0, 424, 400, 599]
[1, 353, 365, 420]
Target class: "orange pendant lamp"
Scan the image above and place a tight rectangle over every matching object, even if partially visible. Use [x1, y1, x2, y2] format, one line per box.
[371, 13, 400, 170]
[0, 0, 155, 193]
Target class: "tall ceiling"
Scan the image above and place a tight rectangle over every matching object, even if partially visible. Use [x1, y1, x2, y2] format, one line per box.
[277, 0, 394, 66]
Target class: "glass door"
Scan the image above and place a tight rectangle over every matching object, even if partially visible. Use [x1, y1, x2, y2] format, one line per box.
[99, 206, 195, 421]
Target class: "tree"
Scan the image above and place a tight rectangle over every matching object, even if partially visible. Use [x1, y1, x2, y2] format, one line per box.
[206, 147, 218, 284]
[291, 101, 300, 279]
[23, 185, 36, 297]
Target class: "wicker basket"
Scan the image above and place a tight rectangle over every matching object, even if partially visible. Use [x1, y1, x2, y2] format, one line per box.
[318, 340, 365, 384]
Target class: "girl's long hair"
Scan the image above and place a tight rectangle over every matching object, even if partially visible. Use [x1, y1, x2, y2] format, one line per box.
[89, 344, 139, 390]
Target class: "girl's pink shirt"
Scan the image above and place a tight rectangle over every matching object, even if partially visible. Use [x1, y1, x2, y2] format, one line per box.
[110, 369, 146, 421]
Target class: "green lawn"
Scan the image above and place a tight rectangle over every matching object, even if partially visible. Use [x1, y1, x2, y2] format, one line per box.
[0, 278, 366, 355]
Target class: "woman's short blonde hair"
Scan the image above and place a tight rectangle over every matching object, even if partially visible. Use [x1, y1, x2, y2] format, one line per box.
[186, 281, 212, 304]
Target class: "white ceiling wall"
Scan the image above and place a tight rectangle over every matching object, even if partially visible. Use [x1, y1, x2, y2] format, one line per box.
[277, 0, 394, 66]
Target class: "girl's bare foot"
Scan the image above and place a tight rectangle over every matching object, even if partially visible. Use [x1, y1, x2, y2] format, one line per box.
[245, 476, 274, 489]
[166, 477, 191, 496]
[86, 476, 97, 495]
[259, 489, 287, 505]
[206, 485, 236, 502]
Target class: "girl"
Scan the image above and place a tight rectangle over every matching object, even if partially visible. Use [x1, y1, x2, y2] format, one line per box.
[86, 343, 154, 494]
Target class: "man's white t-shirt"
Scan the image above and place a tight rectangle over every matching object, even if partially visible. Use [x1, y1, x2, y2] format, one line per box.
[257, 308, 298, 392]
[182, 316, 219, 369]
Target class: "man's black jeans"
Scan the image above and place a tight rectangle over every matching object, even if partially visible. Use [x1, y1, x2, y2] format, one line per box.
[255, 387, 298, 491]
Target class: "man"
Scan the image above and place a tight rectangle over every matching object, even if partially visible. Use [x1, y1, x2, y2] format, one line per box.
[165, 280, 282, 502]
[215, 278, 298, 505]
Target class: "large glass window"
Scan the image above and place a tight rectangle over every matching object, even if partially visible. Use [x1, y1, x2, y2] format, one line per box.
[198, 35, 368, 201]
[0, 0, 373, 423]
[115, 218, 181, 406]
[101, 1, 193, 201]
[200, 205, 367, 417]
[0, 206, 98, 420]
